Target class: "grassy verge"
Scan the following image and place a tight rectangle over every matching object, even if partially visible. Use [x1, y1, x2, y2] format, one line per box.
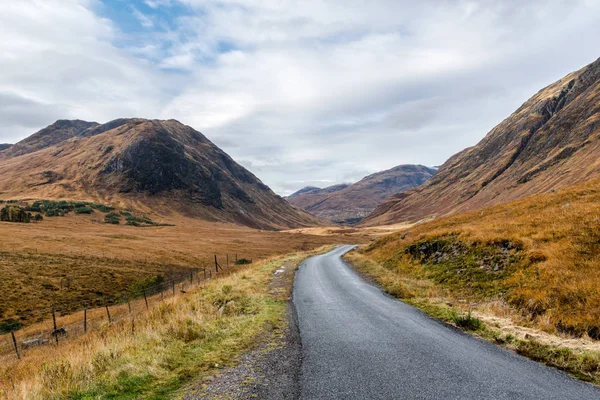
[0, 247, 328, 399]
[345, 250, 600, 386]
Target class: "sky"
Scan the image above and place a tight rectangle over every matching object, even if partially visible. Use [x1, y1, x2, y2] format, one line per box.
[1, 0, 599, 195]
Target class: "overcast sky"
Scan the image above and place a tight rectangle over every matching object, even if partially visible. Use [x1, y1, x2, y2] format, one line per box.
[1, 0, 599, 195]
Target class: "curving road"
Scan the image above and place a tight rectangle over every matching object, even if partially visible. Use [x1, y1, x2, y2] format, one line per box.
[292, 245, 600, 400]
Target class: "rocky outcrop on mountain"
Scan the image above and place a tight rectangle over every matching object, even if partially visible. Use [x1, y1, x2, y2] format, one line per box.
[362, 57, 600, 226]
[287, 165, 435, 224]
[0, 119, 321, 229]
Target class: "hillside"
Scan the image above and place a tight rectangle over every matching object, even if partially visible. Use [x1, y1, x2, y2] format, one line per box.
[358, 176, 600, 341]
[0, 118, 320, 229]
[362, 57, 600, 226]
[287, 165, 435, 223]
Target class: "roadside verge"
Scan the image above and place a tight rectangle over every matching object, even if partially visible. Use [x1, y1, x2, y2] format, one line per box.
[0, 247, 331, 399]
[344, 248, 600, 386]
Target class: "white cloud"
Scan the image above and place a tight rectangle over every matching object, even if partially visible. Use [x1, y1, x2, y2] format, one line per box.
[131, 6, 155, 28]
[0, 0, 164, 141]
[2, 0, 600, 195]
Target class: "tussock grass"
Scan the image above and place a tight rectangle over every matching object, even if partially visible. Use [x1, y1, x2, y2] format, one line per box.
[362, 178, 600, 339]
[0, 214, 352, 329]
[0, 249, 320, 399]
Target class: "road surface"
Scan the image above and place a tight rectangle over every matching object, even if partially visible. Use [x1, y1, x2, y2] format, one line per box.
[292, 245, 600, 399]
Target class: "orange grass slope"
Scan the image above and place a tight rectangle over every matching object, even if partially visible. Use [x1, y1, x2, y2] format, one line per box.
[362, 57, 600, 226]
[363, 177, 600, 339]
[0, 211, 360, 328]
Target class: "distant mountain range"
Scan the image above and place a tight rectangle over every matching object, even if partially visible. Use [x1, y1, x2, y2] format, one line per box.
[362, 57, 600, 226]
[286, 165, 436, 224]
[0, 118, 320, 230]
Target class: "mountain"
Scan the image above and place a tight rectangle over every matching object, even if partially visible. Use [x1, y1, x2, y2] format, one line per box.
[1, 120, 99, 158]
[361, 57, 600, 226]
[287, 165, 436, 224]
[0, 118, 320, 229]
[0, 144, 12, 151]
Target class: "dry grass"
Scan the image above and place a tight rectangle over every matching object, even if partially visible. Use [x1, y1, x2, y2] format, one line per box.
[0, 248, 325, 399]
[0, 212, 355, 329]
[361, 178, 600, 339]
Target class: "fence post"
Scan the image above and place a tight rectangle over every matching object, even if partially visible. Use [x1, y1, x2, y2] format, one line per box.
[52, 309, 58, 344]
[131, 317, 135, 334]
[128, 300, 132, 315]
[84, 308, 87, 333]
[11, 331, 20, 359]
[204, 268, 206, 280]
[143, 290, 149, 311]
[172, 281, 175, 296]
[105, 304, 112, 324]
[190, 271, 193, 284]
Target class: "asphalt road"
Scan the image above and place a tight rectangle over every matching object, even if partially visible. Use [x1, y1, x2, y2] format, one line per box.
[293, 245, 600, 400]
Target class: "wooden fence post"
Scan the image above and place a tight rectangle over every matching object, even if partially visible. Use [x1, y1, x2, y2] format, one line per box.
[11, 331, 20, 359]
[84, 308, 87, 333]
[172, 281, 175, 296]
[52, 309, 58, 344]
[143, 290, 149, 310]
[105, 304, 112, 324]
[190, 271, 193, 284]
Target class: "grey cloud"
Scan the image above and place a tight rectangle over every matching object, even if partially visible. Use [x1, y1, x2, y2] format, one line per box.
[3, 0, 600, 197]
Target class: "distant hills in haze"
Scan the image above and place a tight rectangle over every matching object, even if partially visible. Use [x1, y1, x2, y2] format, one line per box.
[361, 57, 600, 226]
[286, 165, 436, 224]
[0, 118, 320, 230]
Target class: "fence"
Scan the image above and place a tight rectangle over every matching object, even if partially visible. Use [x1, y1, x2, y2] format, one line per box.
[0, 253, 249, 359]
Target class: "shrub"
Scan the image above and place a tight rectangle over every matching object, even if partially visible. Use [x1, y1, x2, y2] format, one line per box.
[0, 318, 22, 334]
[104, 212, 121, 224]
[90, 203, 115, 212]
[129, 275, 165, 296]
[74, 207, 94, 214]
[235, 258, 252, 265]
[0, 205, 31, 223]
[125, 215, 157, 226]
[451, 310, 483, 331]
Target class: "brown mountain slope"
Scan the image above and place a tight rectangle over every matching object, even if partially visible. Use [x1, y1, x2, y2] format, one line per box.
[0, 118, 320, 229]
[286, 183, 350, 209]
[362, 57, 600, 226]
[287, 165, 435, 223]
[0, 119, 99, 159]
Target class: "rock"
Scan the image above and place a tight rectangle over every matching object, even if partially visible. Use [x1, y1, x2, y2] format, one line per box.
[401, 231, 413, 240]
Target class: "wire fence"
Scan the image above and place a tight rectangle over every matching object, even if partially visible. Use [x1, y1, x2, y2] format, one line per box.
[0, 253, 249, 359]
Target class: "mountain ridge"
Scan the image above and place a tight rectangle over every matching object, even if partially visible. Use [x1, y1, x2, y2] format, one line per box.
[287, 164, 435, 223]
[361, 57, 600, 226]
